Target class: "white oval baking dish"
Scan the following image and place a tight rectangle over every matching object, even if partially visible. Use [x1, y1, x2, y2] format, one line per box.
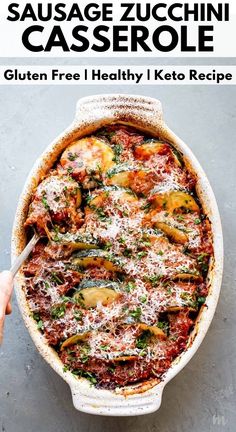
[12, 94, 223, 416]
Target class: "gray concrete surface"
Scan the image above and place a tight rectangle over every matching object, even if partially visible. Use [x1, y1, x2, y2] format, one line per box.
[0, 59, 236, 432]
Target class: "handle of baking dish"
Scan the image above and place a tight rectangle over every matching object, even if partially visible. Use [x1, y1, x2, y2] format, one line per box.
[69, 380, 165, 416]
[73, 94, 165, 133]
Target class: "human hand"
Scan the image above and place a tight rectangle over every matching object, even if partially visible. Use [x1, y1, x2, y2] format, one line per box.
[0, 271, 14, 344]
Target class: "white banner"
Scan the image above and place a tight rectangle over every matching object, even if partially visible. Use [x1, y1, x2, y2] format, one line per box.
[0, 0, 235, 57]
[0, 65, 235, 84]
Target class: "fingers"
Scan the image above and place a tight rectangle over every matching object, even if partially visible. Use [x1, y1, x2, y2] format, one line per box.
[0, 271, 14, 309]
[6, 302, 12, 315]
[0, 271, 14, 345]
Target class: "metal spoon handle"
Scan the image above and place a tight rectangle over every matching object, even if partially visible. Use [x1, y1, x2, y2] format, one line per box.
[10, 233, 40, 277]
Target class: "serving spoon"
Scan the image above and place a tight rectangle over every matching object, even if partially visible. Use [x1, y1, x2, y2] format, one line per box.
[0, 233, 42, 345]
[10, 232, 40, 277]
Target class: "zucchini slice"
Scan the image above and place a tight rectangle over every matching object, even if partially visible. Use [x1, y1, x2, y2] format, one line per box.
[138, 323, 166, 339]
[88, 186, 138, 208]
[74, 286, 120, 308]
[71, 249, 121, 272]
[154, 221, 188, 245]
[53, 232, 99, 250]
[172, 273, 203, 282]
[134, 141, 181, 166]
[74, 279, 120, 308]
[60, 137, 115, 179]
[79, 279, 119, 290]
[151, 191, 200, 213]
[60, 333, 89, 350]
[134, 141, 167, 159]
[167, 305, 196, 313]
[106, 164, 149, 189]
[112, 356, 139, 362]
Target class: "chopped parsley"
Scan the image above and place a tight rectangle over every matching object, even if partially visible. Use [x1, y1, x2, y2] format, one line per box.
[112, 144, 123, 163]
[123, 248, 133, 258]
[141, 202, 151, 213]
[87, 169, 103, 187]
[139, 295, 147, 303]
[137, 251, 147, 259]
[74, 292, 85, 307]
[129, 307, 142, 321]
[178, 266, 191, 274]
[104, 241, 112, 250]
[180, 292, 197, 309]
[197, 296, 206, 305]
[51, 304, 66, 319]
[52, 225, 60, 242]
[118, 236, 126, 244]
[44, 281, 50, 290]
[176, 214, 185, 221]
[41, 194, 50, 210]
[37, 320, 44, 330]
[197, 253, 209, 273]
[97, 129, 115, 140]
[72, 370, 97, 385]
[142, 241, 151, 247]
[32, 312, 40, 322]
[85, 193, 93, 204]
[157, 321, 168, 332]
[68, 152, 78, 161]
[136, 331, 150, 349]
[197, 252, 209, 263]
[80, 343, 90, 363]
[73, 310, 83, 321]
[90, 205, 109, 222]
[144, 275, 162, 286]
[100, 345, 109, 351]
[51, 272, 63, 285]
[124, 281, 135, 293]
[33, 314, 44, 330]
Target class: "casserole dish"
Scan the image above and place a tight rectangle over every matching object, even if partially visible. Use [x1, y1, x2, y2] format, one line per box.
[12, 94, 223, 416]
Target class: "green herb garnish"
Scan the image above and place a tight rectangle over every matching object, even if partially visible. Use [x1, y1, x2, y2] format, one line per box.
[51, 272, 63, 285]
[37, 320, 44, 330]
[197, 296, 206, 305]
[100, 345, 109, 351]
[139, 295, 147, 303]
[73, 310, 83, 321]
[112, 144, 123, 163]
[137, 251, 147, 259]
[157, 321, 168, 332]
[42, 195, 50, 210]
[129, 307, 142, 321]
[136, 330, 150, 349]
[72, 370, 97, 385]
[68, 152, 78, 161]
[124, 282, 135, 293]
[141, 202, 151, 213]
[144, 275, 162, 286]
[51, 304, 66, 319]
